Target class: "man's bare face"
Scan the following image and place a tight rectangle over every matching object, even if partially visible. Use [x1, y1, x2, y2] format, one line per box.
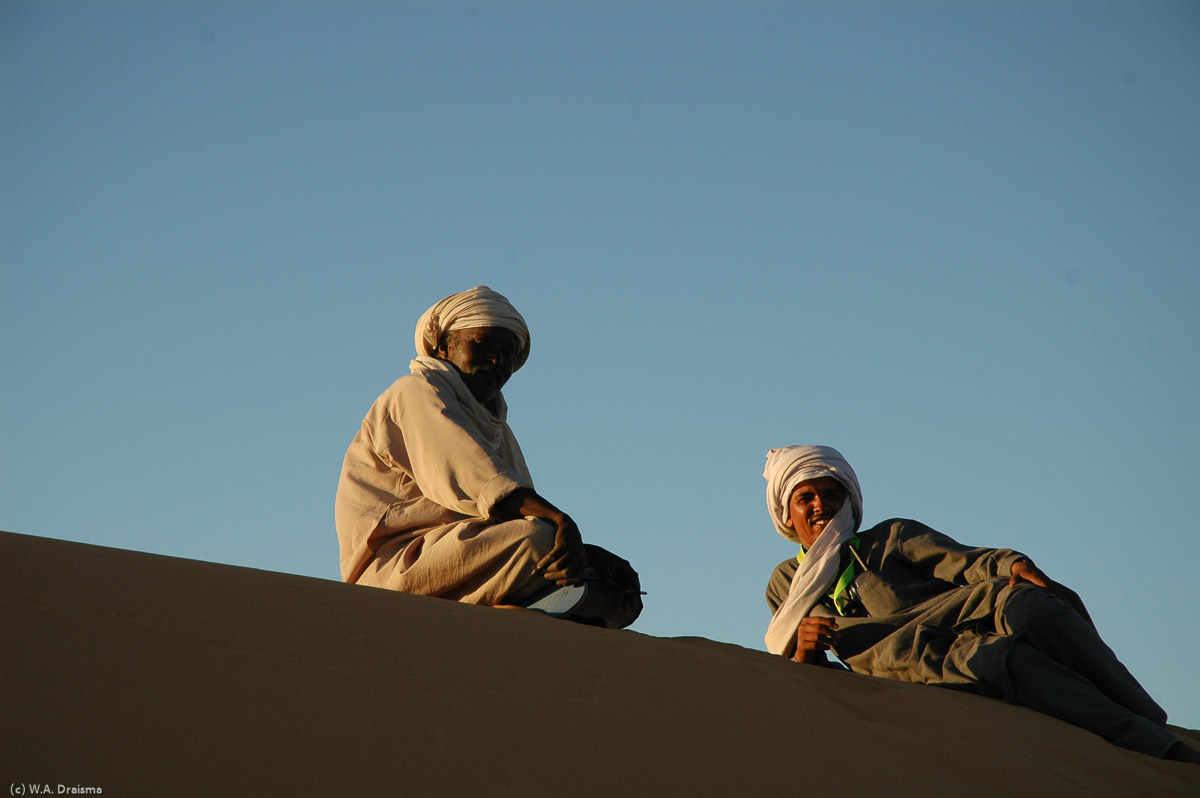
[435, 326, 520, 405]
[785, 477, 846, 548]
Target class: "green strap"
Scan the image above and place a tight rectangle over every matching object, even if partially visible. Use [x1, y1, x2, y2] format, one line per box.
[797, 536, 861, 617]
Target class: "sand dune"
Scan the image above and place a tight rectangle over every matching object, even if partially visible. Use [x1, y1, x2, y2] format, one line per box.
[2, 530, 1196, 796]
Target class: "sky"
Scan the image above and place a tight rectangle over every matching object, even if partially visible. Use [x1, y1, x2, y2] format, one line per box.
[3, 1, 1198, 727]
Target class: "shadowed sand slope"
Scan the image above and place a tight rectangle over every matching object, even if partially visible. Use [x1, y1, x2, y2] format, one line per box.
[2, 530, 1197, 796]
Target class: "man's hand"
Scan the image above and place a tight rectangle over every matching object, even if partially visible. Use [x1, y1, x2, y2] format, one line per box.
[494, 489, 587, 584]
[794, 616, 840, 664]
[1009, 558, 1071, 602]
[537, 512, 586, 584]
[1009, 559, 1052, 589]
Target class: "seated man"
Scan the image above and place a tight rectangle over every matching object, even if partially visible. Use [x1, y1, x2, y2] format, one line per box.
[762, 444, 1198, 762]
[335, 285, 641, 628]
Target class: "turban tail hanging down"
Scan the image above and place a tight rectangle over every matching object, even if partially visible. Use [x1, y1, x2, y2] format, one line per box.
[414, 285, 531, 371]
[762, 445, 864, 656]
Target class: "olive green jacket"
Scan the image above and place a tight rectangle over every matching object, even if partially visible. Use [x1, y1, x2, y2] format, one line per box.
[765, 519, 1068, 698]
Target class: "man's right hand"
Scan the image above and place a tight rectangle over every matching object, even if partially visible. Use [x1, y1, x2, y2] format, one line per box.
[794, 616, 840, 664]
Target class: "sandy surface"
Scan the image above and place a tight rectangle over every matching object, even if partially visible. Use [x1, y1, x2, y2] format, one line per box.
[3, 530, 1197, 796]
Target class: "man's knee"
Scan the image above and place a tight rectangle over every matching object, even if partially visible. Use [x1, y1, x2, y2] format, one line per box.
[998, 583, 1078, 636]
[521, 517, 557, 561]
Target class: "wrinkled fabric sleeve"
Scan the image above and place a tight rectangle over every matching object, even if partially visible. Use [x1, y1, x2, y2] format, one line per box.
[765, 559, 795, 614]
[892, 520, 1025, 585]
[764, 558, 845, 668]
[375, 378, 532, 518]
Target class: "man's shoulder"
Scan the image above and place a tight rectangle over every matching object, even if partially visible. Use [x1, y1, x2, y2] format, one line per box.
[861, 518, 931, 540]
[770, 555, 798, 576]
[374, 370, 444, 401]
[863, 517, 920, 529]
[766, 555, 798, 592]
[765, 555, 797, 612]
[392, 371, 429, 389]
[361, 372, 452, 422]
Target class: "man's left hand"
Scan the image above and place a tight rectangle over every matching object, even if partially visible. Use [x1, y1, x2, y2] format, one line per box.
[1008, 559, 1072, 602]
[1008, 559, 1051, 589]
[536, 510, 587, 584]
[495, 488, 588, 583]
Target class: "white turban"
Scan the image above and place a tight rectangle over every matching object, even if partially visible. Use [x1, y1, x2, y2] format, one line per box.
[763, 445, 863, 544]
[762, 445, 864, 657]
[414, 285, 531, 371]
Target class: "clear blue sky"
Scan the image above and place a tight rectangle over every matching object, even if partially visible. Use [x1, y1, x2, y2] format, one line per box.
[3, 2, 1198, 727]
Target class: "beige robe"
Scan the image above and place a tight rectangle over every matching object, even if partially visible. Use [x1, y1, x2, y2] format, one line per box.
[335, 357, 554, 604]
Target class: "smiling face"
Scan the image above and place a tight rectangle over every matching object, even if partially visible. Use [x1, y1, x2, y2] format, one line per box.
[435, 326, 521, 406]
[785, 476, 847, 548]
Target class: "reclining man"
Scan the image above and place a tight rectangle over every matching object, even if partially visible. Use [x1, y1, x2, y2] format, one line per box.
[336, 285, 641, 628]
[762, 444, 1198, 762]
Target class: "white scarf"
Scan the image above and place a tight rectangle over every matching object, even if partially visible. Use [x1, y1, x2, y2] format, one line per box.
[409, 356, 533, 484]
[762, 445, 863, 657]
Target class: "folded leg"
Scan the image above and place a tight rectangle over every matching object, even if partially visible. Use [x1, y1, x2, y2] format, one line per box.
[358, 517, 558, 605]
[997, 584, 1166, 725]
[1005, 640, 1181, 757]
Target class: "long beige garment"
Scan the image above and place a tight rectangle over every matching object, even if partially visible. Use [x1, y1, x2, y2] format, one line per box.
[335, 357, 552, 604]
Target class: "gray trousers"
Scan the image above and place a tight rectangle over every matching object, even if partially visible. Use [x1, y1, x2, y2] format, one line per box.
[996, 584, 1178, 757]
